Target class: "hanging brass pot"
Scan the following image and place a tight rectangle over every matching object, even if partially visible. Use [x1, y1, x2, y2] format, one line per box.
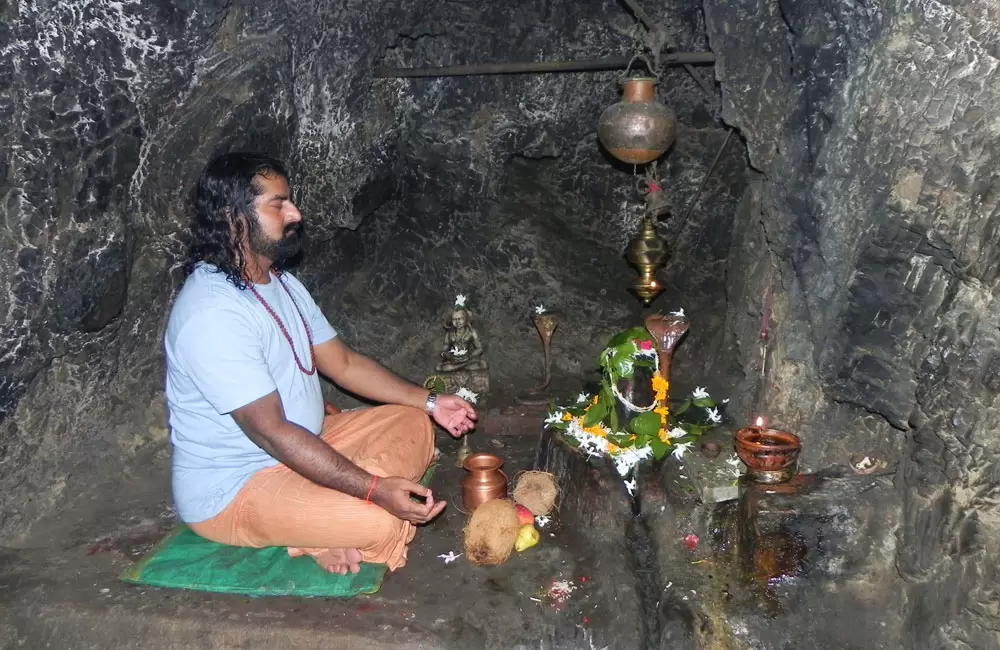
[598, 77, 677, 165]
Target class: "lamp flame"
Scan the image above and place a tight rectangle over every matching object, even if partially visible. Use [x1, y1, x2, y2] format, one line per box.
[754, 416, 765, 428]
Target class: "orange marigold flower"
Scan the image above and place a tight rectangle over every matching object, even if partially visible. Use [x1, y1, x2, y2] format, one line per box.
[608, 443, 619, 453]
[628, 435, 637, 442]
[562, 412, 573, 422]
[658, 428, 670, 443]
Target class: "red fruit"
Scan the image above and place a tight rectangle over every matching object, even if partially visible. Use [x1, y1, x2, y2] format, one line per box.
[515, 504, 535, 526]
[683, 534, 699, 551]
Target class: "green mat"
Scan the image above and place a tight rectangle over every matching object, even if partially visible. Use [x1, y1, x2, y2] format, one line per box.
[121, 464, 437, 598]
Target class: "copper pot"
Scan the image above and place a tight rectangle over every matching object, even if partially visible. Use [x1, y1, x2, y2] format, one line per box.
[598, 77, 677, 165]
[461, 452, 508, 512]
[734, 427, 801, 484]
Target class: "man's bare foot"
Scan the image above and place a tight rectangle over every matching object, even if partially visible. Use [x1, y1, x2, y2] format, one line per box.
[288, 547, 363, 575]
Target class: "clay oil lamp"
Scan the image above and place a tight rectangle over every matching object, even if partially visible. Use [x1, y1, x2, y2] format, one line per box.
[734, 416, 802, 484]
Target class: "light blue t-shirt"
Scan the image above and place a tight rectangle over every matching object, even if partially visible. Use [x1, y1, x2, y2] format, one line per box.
[164, 262, 337, 523]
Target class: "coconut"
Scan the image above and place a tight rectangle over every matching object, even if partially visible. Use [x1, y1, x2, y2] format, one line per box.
[463, 499, 520, 565]
[512, 470, 559, 516]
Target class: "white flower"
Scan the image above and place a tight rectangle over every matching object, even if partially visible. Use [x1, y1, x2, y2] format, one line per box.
[722, 398, 730, 404]
[575, 392, 589, 404]
[707, 407, 722, 423]
[624, 477, 637, 497]
[725, 455, 742, 467]
[544, 410, 565, 425]
[455, 294, 467, 307]
[692, 386, 709, 399]
[535, 515, 551, 528]
[450, 345, 468, 357]
[535, 304, 547, 315]
[669, 427, 687, 439]
[455, 387, 479, 404]
[671, 441, 694, 460]
[670, 308, 686, 317]
[612, 446, 652, 477]
[437, 551, 462, 564]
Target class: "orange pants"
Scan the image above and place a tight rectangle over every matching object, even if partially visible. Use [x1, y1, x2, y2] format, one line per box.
[189, 405, 435, 571]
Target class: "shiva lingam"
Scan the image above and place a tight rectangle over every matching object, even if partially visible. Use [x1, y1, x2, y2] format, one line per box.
[516, 309, 560, 405]
[734, 417, 802, 484]
[461, 452, 508, 513]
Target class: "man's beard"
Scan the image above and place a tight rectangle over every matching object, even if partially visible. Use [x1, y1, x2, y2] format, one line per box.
[250, 222, 304, 269]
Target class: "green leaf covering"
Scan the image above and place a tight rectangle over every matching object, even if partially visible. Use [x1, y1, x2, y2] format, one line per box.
[692, 397, 717, 408]
[672, 399, 692, 418]
[583, 397, 609, 427]
[650, 436, 669, 460]
[628, 411, 662, 437]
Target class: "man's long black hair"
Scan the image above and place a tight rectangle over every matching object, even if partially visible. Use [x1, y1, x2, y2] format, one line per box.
[184, 152, 290, 290]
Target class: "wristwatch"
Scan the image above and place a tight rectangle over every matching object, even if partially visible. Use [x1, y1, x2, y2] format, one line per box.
[424, 390, 438, 415]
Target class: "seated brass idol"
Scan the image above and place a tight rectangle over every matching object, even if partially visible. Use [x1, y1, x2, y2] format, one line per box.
[434, 303, 490, 394]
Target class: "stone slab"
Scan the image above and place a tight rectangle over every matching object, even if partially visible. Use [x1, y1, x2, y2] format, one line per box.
[678, 427, 745, 504]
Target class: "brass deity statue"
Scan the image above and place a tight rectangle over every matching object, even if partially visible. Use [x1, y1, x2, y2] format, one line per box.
[429, 300, 490, 395]
[437, 307, 488, 373]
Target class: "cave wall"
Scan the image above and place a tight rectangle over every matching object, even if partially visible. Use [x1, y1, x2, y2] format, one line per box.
[0, 0, 416, 544]
[298, 0, 746, 401]
[0, 0, 739, 543]
[704, 0, 1000, 645]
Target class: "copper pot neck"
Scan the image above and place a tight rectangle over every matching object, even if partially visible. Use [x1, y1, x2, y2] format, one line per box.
[622, 77, 658, 103]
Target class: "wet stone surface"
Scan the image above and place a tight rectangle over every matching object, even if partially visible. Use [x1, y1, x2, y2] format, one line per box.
[0, 425, 638, 650]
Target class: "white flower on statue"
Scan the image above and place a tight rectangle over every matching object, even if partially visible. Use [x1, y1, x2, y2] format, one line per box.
[670, 308, 686, 318]
[624, 477, 638, 497]
[535, 304, 547, 315]
[722, 398, 730, 404]
[456, 387, 479, 404]
[450, 345, 468, 357]
[671, 441, 694, 461]
[576, 392, 589, 404]
[726, 455, 742, 467]
[544, 410, 565, 425]
[669, 427, 688, 439]
[535, 515, 551, 528]
[455, 294, 467, 307]
[707, 407, 722, 423]
[437, 551, 462, 564]
[612, 446, 653, 477]
[692, 386, 710, 399]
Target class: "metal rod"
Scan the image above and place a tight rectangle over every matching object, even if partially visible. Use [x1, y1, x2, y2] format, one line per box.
[673, 128, 734, 241]
[372, 52, 715, 78]
[620, 0, 659, 34]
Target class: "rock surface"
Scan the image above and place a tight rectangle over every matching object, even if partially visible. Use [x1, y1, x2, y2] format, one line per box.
[0, 0, 734, 544]
[704, 0, 1000, 645]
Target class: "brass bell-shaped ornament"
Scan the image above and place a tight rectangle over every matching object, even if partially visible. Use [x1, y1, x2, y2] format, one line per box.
[598, 77, 677, 165]
[625, 213, 669, 304]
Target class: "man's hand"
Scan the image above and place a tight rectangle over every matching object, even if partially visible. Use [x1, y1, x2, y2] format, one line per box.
[371, 476, 447, 524]
[432, 394, 478, 438]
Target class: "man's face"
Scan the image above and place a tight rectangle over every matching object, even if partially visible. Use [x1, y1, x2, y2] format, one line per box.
[248, 172, 303, 262]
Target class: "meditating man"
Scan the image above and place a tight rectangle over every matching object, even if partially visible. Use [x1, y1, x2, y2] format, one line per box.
[163, 152, 477, 575]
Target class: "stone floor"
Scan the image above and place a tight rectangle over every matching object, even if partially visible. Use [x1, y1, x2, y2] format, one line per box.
[0, 408, 627, 650]
[0, 403, 908, 650]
